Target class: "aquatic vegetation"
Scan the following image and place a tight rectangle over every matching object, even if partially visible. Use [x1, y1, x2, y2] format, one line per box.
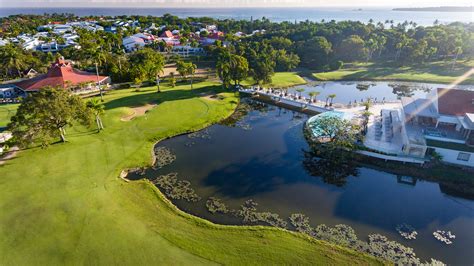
[235, 199, 260, 223]
[234, 199, 287, 228]
[152, 173, 201, 202]
[128, 167, 146, 176]
[367, 234, 420, 265]
[188, 128, 211, 140]
[206, 197, 229, 214]
[356, 83, 370, 91]
[314, 224, 358, 246]
[289, 213, 429, 265]
[220, 102, 252, 127]
[235, 121, 252, 130]
[153, 147, 176, 169]
[258, 212, 287, 228]
[289, 213, 314, 236]
[396, 223, 418, 240]
[421, 258, 446, 266]
[433, 230, 456, 245]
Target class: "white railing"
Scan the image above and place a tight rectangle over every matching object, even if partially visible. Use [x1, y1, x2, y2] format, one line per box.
[240, 87, 332, 112]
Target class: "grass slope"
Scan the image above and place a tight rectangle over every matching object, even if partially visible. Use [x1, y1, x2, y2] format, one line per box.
[313, 60, 474, 85]
[242, 72, 307, 87]
[0, 82, 381, 265]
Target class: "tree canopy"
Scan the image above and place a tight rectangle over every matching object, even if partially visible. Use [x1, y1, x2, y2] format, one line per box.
[9, 87, 92, 147]
[129, 48, 165, 82]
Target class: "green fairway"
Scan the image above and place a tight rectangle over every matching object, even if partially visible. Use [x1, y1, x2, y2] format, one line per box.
[313, 60, 474, 85]
[242, 72, 307, 87]
[0, 104, 18, 128]
[0, 82, 380, 265]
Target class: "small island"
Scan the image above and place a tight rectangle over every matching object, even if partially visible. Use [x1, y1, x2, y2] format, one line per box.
[393, 6, 473, 12]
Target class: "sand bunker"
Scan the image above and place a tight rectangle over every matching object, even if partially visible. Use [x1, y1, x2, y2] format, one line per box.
[121, 104, 156, 121]
[201, 94, 224, 101]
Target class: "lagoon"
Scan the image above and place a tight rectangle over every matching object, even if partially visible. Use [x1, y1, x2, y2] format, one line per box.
[129, 96, 474, 265]
[288, 81, 474, 105]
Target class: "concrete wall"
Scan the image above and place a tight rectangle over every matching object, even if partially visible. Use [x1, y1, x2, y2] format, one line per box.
[431, 147, 474, 167]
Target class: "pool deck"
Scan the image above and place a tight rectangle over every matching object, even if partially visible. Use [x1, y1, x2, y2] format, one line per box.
[240, 87, 427, 165]
[239, 87, 333, 114]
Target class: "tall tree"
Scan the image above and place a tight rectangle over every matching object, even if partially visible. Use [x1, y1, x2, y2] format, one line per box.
[176, 60, 197, 88]
[129, 48, 165, 83]
[216, 52, 232, 88]
[86, 98, 105, 131]
[9, 87, 92, 147]
[228, 54, 249, 86]
[0, 44, 28, 78]
[297, 36, 332, 69]
[337, 35, 367, 62]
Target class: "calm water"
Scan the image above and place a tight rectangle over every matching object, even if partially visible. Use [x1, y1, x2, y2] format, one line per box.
[1, 7, 472, 25]
[129, 96, 474, 264]
[289, 81, 474, 105]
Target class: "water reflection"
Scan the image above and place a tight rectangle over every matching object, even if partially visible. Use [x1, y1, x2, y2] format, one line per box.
[289, 81, 472, 105]
[302, 149, 359, 187]
[127, 95, 474, 264]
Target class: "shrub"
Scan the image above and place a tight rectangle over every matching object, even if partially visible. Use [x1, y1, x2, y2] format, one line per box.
[329, 60, 344, 71]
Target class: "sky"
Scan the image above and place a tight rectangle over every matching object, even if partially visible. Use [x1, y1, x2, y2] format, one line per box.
[1, 0, 473, 8]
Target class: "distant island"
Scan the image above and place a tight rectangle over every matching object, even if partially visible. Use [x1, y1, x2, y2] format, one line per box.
[393, 6, 473, 12]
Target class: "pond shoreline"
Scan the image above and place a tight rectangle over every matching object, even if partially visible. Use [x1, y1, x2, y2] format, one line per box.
[124, 93, 473, 264]
[119, 96, 385, 264]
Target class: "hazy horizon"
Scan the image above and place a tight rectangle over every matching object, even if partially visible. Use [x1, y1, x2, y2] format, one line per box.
[1, 0, 473, 8]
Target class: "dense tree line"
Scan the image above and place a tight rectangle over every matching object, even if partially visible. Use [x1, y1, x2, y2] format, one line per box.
[0, 13, 472, 84]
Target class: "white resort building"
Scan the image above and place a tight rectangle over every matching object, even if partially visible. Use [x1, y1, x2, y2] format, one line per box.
[362, 88, 474, 167]
[247, 85, 474, 167]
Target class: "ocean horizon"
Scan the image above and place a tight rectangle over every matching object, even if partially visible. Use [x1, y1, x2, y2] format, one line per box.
[1, 7, 472, 25]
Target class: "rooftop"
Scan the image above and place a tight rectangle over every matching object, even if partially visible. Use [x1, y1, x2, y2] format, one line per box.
[437, 88, 474, 116]
[401, 97, 438, 119]
[13, 58, 108, 91]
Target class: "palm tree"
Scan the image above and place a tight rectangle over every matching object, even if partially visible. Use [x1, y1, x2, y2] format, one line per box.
[309, 91, 320, 103]
[361, 110, 372, 133]
[295, 88, 305, 99]
[362, 100, 372, 111]
[87, 98, 105, 131]
[0, 44, 27, 78]
[308, 91, 317, 103]
[452, 46, 463, 70]
[328, 94, 337, 106]
[188, 63, 196, 90]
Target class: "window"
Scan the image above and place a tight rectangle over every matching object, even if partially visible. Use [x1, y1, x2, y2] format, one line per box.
[457, 152, 471, 162]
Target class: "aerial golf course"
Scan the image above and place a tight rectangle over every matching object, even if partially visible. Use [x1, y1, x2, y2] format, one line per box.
[0, 81, 381, 265]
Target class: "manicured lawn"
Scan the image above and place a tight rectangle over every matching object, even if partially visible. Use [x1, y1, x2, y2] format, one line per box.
[313, 60, 474, 85]
[0, 104, 18, 128]
[0, 82, 380, 265]
[242, 72, 307, 87]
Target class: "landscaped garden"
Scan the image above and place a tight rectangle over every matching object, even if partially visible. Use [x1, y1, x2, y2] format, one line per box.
[0, 81, 381, 265]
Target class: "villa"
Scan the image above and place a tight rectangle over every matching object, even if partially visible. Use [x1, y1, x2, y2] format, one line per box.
[170, 45, 205, 57]
[123, 35, 146, 52]
[244, 86, 474, 167]
[361, 88, 474, 167]
[1, 58, 110, 96]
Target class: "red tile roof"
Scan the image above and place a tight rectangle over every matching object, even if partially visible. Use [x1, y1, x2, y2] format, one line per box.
[14, 59, 109, 92]
[437, 88, 474, 116]
[160, 30, 173, 38]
